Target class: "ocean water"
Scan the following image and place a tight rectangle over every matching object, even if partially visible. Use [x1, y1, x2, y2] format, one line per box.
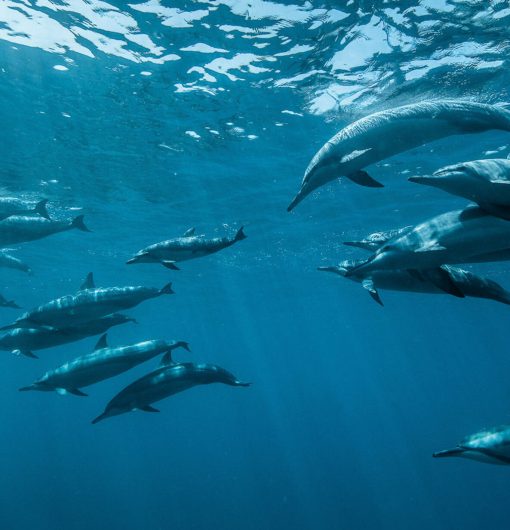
[1, 1, 510, 529]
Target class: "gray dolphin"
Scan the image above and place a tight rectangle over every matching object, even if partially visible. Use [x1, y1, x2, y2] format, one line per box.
[1, 273, 174, 330]
[92, 362, 250, 424]
[19, 335, 190, 395]
[0, 214, 90, 246]
[288, 101, 510, 211]
[0, 198, 49, 221]
[0, 313, 135, 359]
[319, 260, 510, 306]
[127, 226, 247, 269]
[346, 206, 510, 277]
[0, 250, 32, 274]
[409, 158, 510, 218]
[433, 425, 510, 465]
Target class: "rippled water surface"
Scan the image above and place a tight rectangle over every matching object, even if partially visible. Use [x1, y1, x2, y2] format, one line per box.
[2, 2, 510, 529]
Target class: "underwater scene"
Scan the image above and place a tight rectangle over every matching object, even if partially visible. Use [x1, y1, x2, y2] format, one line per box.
[2, 1, 510, 529]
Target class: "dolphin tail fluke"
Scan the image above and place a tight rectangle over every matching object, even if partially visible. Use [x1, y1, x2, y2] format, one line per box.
[160, 282, 174, 295]
[235, 226, 247, 242]
[347, 170, 384, 188]
[33, 199, 50, 220]
[175, 341, 191, 352]
[92, 412, 108, 424]
[161, 260, 180, 270]
[433, 447, 465, 458]
[71, 215, 91, 232]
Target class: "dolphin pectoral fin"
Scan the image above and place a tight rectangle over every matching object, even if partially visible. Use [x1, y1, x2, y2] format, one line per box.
[94, 333, 108, 351]
[140, 405, 160, 413]
[478, 202, 510, 221]
[361, 278, 383, 306]
[423, 267, 465, 298]
[183, 227, 195, 237]
[347, 170, 384, 188]
[433, 447, 465, 458]
[13, 349, 38, 359]
[68, 388, 88, 397]
[161, 260, 180, 270]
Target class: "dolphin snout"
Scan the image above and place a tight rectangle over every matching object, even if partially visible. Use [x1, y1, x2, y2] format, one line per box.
[126, 257, 137, 265]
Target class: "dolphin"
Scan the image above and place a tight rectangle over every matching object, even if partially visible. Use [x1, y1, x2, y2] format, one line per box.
[433, 425, 510, 465]
[127, 226, 247, 269]
[287, 101, 510, 211]
[19, 335, 190, 395]
[92, 362, 250, 423]
[0, 250, 32, 274]
[343, 226, 413, 251]
[409, 158, 510, 218]
[0, 214, 90, 246]
[346, 206, 510, 277]
[0, 198, 49, 221]
[0, 293, 20, 309]
[0, 313, 135, 359]
[1, 273, 174, 330]
[319, 260, 510, 306]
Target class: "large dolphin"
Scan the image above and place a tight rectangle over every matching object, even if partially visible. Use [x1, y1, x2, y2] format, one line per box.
[127, 226, 247, 269]
[433, 425, 510, 465]
[0, 214, 90, 246]
[287, 101, 510, 211]
[0, 198, 49, 221]
[346, 206, 510, 276]
[1, 273, 174, 330]
[19, 335, 190, 395]
[92, 362, 250, 423]
[0, 250, 32, 274]
[409, 158, 510, 218]
[319, 260, 510, 306]
[0, 313, 134, 358]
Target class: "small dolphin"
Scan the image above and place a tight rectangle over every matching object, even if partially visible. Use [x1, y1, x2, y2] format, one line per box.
[319, 260, 510, 306]
[1, 273, 174, 330]
[409, 159, 510, 218]
[346, 206, 510, 276]
[0, 313, 135, 359]
[127, 226, 247, 270]
[343, 227, 413, 251]
[0, 293, 20, 309]
[0, 250, 32, 274]
[0, 198, 49, 221]
[288, 101, 510, 211]
[19, 335, 190, 395]
[433, 425, 510, 465]
[92, 362, 250, 424]
[0, 214, 90, 246]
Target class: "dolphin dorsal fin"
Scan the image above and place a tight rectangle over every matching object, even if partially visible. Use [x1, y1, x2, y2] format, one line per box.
[80, 272, 95, 291]
[94, 333, 108, 351]
[183, 227, 195, 237]
[160, 351, 176, 366]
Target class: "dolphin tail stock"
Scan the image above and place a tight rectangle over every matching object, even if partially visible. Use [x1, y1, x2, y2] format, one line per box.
[161, 260, 180, 270]
[33, 199, 50, 220]
[159, 282, 174, 295]
[175, 340, 191, 352]
[433, 447, 465, 458]
[235, 226, 247, 242]
[71, 215, 91, 232]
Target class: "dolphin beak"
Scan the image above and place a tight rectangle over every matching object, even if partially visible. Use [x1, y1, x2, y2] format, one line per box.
[92, 412, 108, 424]
[432, 447, 464, 458]
[317, 266, 344, 275]
[287, 188, 306, 212]
[408, 175, 438, 186]
[126, 257, 137, 265]
[343, 255, 377, 277]
[343, 241, 364, 248]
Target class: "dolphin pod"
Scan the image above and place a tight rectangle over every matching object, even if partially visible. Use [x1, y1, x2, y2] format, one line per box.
[92, 362, 250, 424]
[19, 335, 191, 395]
[433, 425, 510, 465]
[127, 226, 247, 269]
[288, 100, 510, 211]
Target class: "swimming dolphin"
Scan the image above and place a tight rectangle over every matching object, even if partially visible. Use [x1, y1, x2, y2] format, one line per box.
[0, 198, 49, 221]
[0, 250, 32, 274]
[433, 425, 510, 465]
[346, 206, 510, 276]
[287, 101, 510, 211]
[0, 293, 20, 309]
[92, 362, 250, 424]
[0, 313, 135, 359]
[127, 226, 247, 269]
[409, 158, 510, 218]
[19, 335, 190, 395]
[319, 260, 510, 306]
[0, 214, 90, 246]
[1, 273, 174, 330]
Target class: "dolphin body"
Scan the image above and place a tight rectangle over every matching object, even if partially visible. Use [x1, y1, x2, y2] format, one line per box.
[0, 313, 134, 358]
[127, 227, 247, 269]
[0, 214, 90, 246]
[287, 101, 510, 211]
[409, 158, 510, 218]
[433, 425, 510, 465]
[319, 260, 510, 306]
[92, 362, 250, 423]
[346, 206, 510, 276]
[19, 335, 190, 395]
[0, 198, 49, 221]
[1, 273, 174, 330]
[0, 250, 32, 274]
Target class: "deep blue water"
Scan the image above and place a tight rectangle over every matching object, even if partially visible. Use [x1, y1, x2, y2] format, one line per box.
[1, 1, 510, 529]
